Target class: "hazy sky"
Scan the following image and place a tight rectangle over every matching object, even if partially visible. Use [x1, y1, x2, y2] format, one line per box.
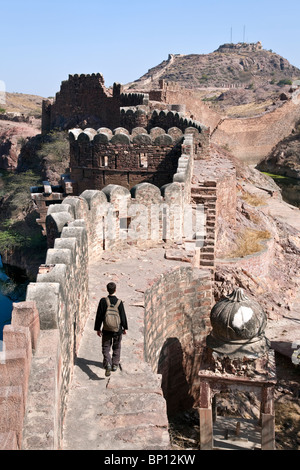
[1, 0, 300, 97]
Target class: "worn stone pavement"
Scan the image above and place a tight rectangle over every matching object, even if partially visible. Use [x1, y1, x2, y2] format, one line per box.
[62, 245, 187, 451]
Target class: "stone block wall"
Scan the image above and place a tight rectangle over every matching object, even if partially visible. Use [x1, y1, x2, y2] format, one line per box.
[14, 137, 194, 448]
[0, 205, 91, 449]
[0, 121, 213, 449]
[17, 219, 89, 449]
[42, 73, 152, 135]
[120, 92, 149, 107]
[144, 266, 212, 416]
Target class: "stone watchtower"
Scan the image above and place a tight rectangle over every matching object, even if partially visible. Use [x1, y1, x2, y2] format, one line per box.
[198, 288, 277, 450]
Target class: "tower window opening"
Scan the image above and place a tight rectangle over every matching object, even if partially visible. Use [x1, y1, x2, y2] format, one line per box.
[139, 153, 148, 168]
[99, 155, 109, 167]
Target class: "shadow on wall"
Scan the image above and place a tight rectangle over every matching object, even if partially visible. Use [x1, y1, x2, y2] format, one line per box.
[158, 337, 194, 417]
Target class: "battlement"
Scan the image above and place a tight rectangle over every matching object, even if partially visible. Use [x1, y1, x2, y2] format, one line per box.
[0, 302, 40, 449]
[41, 71, 212, 138]
[119, 108, 207, 135]
[42, 74, 122, 133]
[120, 91, 149, 107]
[215, 41, 263, 53]
[69, 119, 204, 144]
[68, 122, 208, 194]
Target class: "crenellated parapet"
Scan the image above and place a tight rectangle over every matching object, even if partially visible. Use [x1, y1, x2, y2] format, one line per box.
[120, 92, 149, 107]
[19, 217, 90, 449]
[120, 107, 207, 133]
[0, 302, 40, 450]
[119, 109, 210, 159]
[68, 124, 203, 194]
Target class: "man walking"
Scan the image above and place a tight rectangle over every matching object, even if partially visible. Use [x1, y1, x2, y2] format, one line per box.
[94, 282, 128, 376]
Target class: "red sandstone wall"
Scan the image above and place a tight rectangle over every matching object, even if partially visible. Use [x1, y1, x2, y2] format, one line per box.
[144, 266, 212, 415]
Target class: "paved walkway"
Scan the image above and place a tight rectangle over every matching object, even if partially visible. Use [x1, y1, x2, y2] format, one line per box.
[62, 245, 186, 450]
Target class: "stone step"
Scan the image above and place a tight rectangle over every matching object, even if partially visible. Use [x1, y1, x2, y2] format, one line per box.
[200, 260, 215, 267]
[192, 194, 217, 201]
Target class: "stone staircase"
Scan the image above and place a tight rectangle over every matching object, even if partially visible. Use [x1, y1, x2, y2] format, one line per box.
[191, 182, 217, 270]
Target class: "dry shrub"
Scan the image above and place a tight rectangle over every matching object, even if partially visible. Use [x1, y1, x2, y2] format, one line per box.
[242, 192, 267, 206]
[230, 228, 271, 258]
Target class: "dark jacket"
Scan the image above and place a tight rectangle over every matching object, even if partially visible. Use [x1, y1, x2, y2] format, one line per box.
[94, 295, 128, 336]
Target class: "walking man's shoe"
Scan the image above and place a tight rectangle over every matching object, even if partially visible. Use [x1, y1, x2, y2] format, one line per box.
[105, 366, 111, 377]
[112, 365, 118, 372]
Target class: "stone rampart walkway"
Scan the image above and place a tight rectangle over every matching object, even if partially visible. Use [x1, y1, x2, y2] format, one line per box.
[62, 245, 186, 450]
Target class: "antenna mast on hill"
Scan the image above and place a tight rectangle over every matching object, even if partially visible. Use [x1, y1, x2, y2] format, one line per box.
[243, 25, 246, 42]
[230, 27, 233, 43]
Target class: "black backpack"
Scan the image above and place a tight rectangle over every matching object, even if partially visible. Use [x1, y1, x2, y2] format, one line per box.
[103, 297, 121, 332]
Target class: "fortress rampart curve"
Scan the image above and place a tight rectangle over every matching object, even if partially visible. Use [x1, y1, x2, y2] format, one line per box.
[211, 89, 300, 164]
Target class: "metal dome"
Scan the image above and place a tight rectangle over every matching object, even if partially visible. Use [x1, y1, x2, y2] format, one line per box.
[206, 288, 270, 358]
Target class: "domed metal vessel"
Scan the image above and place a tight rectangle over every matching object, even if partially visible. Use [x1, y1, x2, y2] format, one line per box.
[206, 288, 270, 358]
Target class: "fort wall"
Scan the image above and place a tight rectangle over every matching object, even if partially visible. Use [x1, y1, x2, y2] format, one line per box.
[1, 70, 287, 450]
[47, 136, 195, 253]
[42, 74, 120, 133]
[211, 89, 300, 164]
[22, 218, 89, 449]
[0, 302, 40, 449]
[68, 122, 209, 196]
[148, 80, 300, 165]
[43, 72, 300, 169]
[149, 80, 222, 132]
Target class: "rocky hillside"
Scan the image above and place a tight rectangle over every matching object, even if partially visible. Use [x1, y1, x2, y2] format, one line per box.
[127, 42, 300, 119]
[134, 42, 300, 91]
[257, 126, 300, 180]
[2, 92, 44, 116]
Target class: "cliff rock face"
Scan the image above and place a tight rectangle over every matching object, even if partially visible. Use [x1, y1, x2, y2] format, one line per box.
[0, 92, 43, 170]
[0, 120, 40, 170]
[257, 131, 300, 179]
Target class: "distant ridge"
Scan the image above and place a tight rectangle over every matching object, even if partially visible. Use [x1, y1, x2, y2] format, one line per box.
[128, 42, 300, 91]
